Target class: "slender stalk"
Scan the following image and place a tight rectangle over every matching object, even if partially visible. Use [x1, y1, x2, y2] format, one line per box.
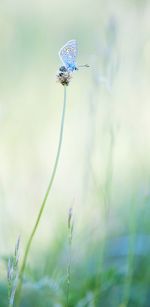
[122, 195, 137, 306]
[104, 123, 114, 218]
[66, 208, 73, 307]
[66, 241, 72, 307]
[15, 86, 67, 306]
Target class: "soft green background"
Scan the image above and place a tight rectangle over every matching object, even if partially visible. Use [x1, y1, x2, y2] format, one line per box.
[0, 0, 150, 306]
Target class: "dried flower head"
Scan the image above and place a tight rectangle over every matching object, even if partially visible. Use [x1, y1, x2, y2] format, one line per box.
[68, 207, 74, 244]
[56, 66, 72, 86]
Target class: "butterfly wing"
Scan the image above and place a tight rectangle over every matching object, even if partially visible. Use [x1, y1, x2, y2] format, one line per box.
[59, 40, 78, 71]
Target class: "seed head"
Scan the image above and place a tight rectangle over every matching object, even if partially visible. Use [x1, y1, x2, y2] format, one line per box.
[56, 66, 72, 86]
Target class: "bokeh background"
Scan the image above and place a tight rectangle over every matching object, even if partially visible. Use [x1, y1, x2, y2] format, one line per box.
[0, 0, 150, 306]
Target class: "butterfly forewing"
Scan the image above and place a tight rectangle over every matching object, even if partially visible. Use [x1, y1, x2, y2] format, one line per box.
[59, 40, 78, 69]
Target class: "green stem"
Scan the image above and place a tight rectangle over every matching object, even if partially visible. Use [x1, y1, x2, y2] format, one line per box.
[15, 86, 67, 306]
[66, 240, 72, 307]
[122, 195, 137, 306]
[66, 221, 73, 307]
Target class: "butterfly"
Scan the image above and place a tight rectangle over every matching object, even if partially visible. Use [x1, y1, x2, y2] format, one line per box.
[59, 40, 89, 72]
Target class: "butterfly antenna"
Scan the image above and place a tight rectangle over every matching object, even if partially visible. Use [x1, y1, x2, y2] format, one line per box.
[78, 64, 90, 68]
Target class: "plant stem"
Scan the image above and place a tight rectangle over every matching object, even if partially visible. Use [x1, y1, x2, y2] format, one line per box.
[66, 208, 73, 307]
[122, 195, 137, 306]
[66, 243, 72, 307]
[15, 86, 67, 306]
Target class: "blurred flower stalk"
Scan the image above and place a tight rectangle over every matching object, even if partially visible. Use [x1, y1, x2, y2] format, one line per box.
[82, 17, 119, 304]
[7, 237, 20, 307]
[66, 207, 74, 306]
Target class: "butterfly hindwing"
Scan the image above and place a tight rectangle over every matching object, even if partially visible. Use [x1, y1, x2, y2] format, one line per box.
[59, 40, 78, 71]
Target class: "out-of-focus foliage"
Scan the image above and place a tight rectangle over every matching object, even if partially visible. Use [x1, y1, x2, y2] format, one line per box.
[0, 0, 150, 306]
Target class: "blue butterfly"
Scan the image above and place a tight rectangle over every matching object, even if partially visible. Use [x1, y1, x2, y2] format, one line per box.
[59, 39, 78, 72]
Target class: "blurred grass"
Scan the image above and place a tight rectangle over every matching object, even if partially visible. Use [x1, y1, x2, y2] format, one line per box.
[0, 0, 150, 306]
